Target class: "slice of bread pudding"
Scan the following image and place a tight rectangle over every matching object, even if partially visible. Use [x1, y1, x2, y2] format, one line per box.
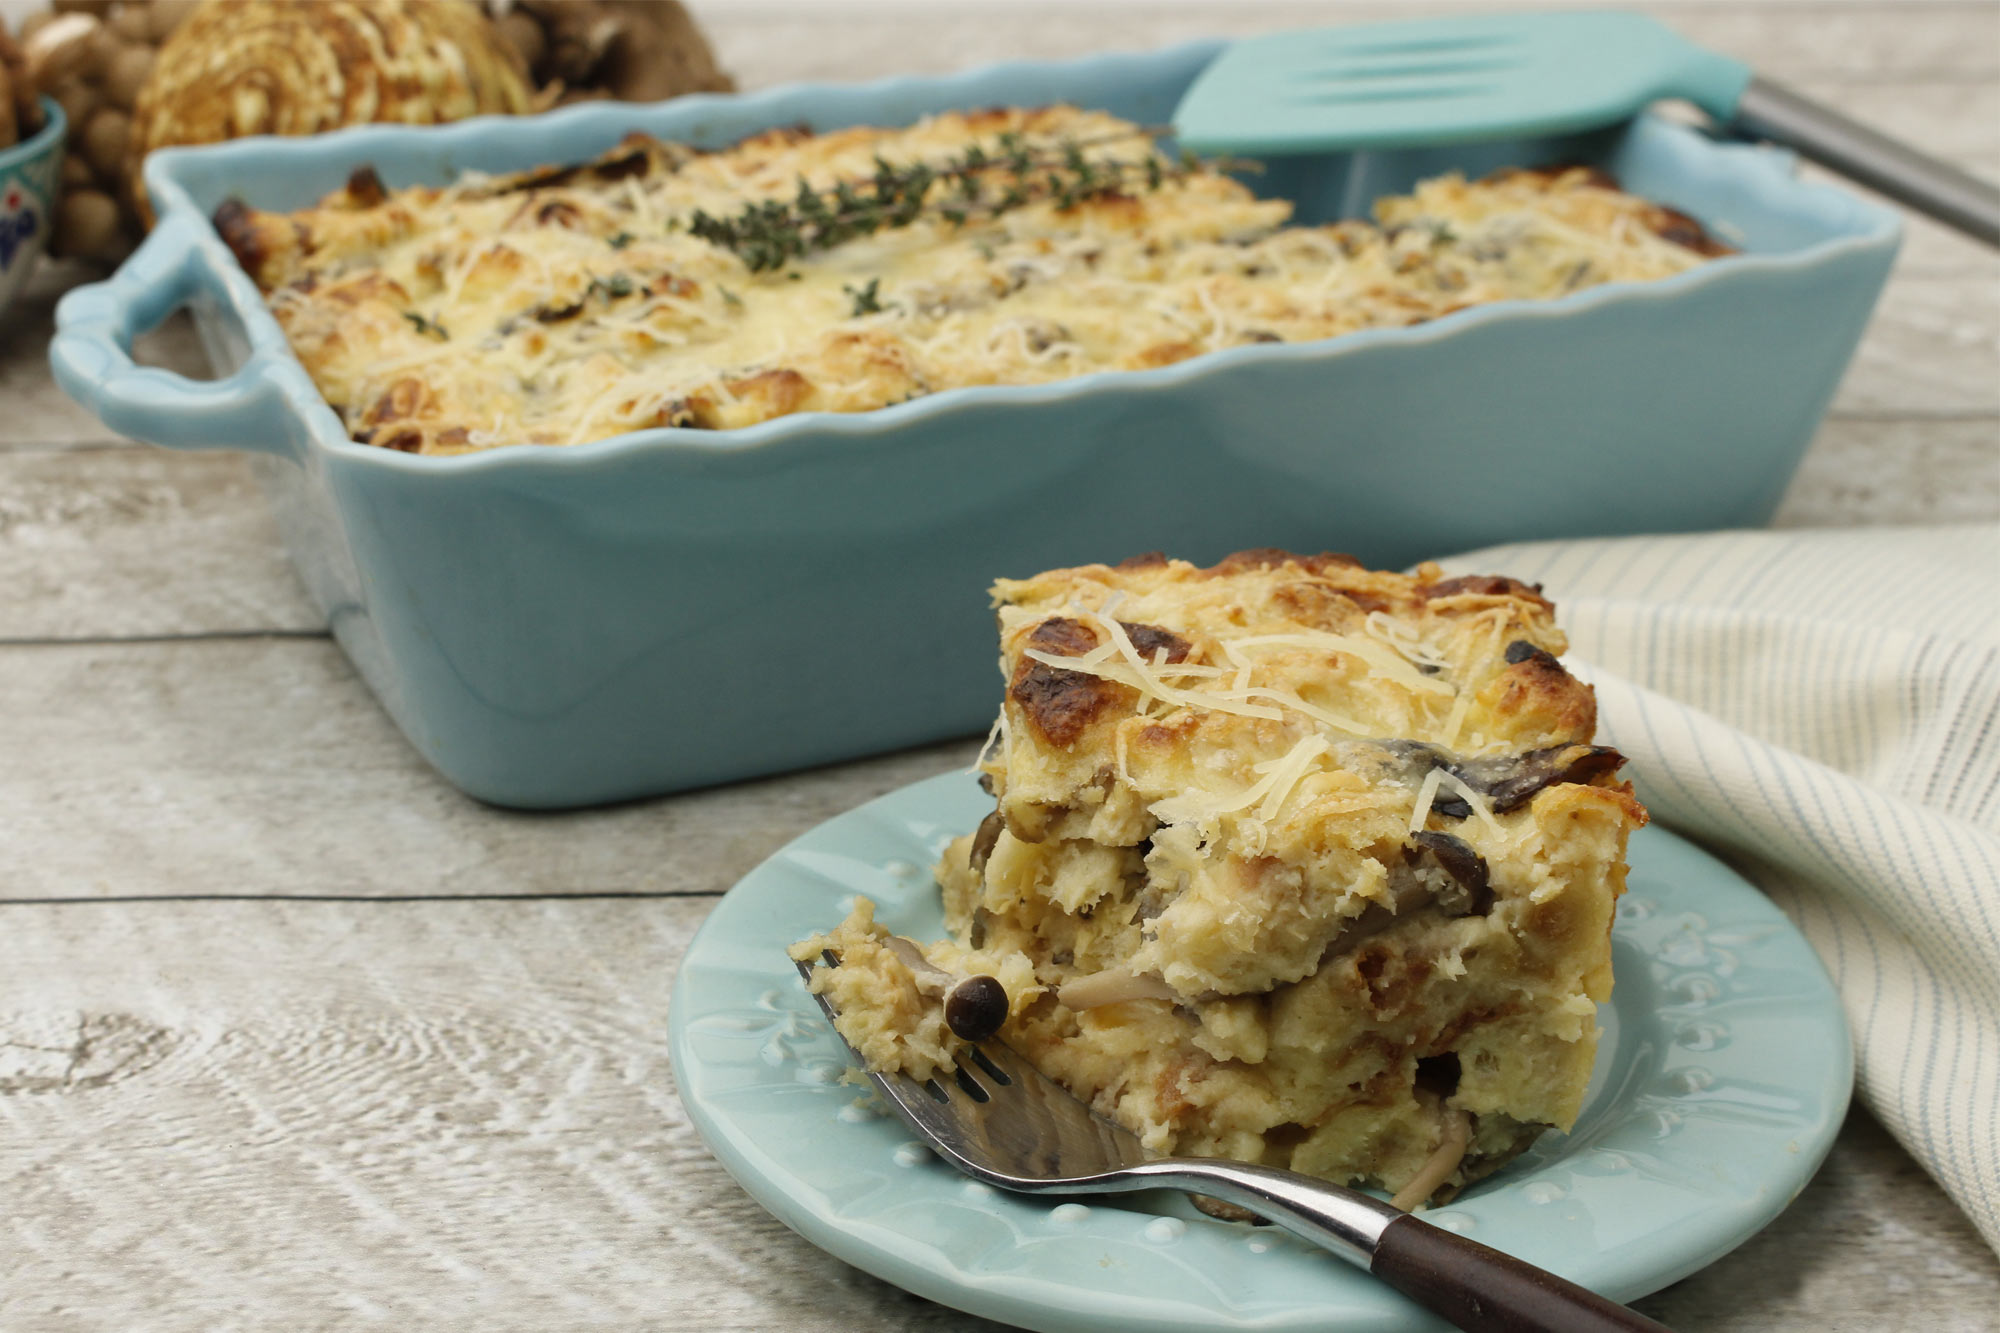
[794, 549, 1645, 1207]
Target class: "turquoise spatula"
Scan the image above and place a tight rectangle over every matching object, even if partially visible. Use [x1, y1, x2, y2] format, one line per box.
[1173, 10, 1999, 245]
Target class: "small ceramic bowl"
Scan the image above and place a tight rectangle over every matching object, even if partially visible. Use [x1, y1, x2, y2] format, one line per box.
[0, 97, 65, 319]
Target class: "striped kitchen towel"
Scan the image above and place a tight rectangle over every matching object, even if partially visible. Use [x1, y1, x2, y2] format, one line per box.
[1442, 523, 2000, 1252]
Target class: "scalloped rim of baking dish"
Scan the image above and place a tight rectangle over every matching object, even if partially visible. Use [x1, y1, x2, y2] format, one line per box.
[134, 39, 1901, 477]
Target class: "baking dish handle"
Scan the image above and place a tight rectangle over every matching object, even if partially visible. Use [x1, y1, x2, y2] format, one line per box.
[50, 212, 303, 457]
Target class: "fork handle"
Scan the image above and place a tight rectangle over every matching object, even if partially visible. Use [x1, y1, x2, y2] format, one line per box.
[1125, 1159, 1672, 1332]
[1371, 1213, 1673, 1333]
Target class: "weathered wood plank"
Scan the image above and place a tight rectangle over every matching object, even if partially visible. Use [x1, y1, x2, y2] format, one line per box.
[0, 897, 1992, 1331]
[1890, 194, 2000, 278]
[695, 2, 2000, 86]
[1776, 417, 2000, 528]
[0, 898, 983, 1332]
[1830, 276, 2000, 417]
[0, 449, 318, 638]
[0, 636, 977, 900]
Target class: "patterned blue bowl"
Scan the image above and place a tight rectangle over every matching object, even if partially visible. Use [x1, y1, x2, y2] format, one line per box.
[0, 98, 64, 319]
[47, 42, 1899, 808]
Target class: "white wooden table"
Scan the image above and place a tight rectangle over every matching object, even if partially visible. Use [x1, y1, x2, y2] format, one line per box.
[2, 2, 1996, 1328]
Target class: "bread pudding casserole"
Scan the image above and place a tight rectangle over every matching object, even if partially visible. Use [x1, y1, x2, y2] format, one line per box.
[215, 106, 1729, 455]
[793, 550, 1647, 1209]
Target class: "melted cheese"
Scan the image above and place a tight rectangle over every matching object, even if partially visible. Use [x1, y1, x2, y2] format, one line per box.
[231, 107, 1727, 454]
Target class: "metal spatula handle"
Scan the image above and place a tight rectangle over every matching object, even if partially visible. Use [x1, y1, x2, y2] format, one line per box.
[1733, 77, 2000, 245]
[1119, 1158, 1674, 1333]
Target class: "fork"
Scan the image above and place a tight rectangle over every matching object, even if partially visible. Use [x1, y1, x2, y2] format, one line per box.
[797, 954, 1672, 1333]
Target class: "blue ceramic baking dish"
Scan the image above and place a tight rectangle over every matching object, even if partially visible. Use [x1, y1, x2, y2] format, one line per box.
[51, 40, 1899, 809]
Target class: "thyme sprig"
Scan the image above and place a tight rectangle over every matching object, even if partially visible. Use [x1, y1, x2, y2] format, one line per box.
[685, 129, 1203, 273]
[402, 311, 449, 341]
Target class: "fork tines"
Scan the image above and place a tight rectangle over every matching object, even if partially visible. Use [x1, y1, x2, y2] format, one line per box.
[792, 949, 1149, 1184]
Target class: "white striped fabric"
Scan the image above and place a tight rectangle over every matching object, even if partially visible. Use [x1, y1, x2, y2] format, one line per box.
[1441, 524, 2000, 1253]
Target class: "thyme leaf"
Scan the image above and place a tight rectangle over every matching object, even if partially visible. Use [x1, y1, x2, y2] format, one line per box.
[844, 277, 885, 317]
[403, 311, 449, 340]
[684, 127, 1200, 273]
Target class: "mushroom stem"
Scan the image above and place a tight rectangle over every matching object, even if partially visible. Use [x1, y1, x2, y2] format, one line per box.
[1389, 1102, 1472, 1212]
[1056, 969, 1181, 1010]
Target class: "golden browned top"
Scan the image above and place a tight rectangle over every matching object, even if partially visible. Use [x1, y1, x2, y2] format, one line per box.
[990, 548, 1595, 801]
[215, 105, 1728, 454]
[978, 549, 1642, 996]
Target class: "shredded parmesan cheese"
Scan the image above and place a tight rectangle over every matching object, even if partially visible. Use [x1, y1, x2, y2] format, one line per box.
[1152, 733, 1329, 830]
[1021, 646, 1286, 723]
[971, 708, 1005, 773]
[237, 106, 1724, 455]
[1408, 766, 1446, 834]
[1438, 770, 1504, 836]
[1229, 631, 1455, 696]
[1441, 689, 1473, 751]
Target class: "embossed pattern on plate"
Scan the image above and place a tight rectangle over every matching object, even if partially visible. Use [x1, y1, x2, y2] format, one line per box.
[670, 772, 1851, 1333]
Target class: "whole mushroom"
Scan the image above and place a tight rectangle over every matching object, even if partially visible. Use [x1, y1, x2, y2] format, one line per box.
[882, 936, 1012, 1042]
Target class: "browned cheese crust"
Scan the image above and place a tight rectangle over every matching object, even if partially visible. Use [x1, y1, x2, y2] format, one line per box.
[213, 106, 1731, 454]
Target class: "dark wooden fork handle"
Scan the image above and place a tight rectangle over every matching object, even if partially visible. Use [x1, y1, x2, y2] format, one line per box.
[1372, 1214, 1674, 1332]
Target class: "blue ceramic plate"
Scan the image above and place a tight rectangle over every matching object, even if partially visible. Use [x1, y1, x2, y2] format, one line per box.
[671, 772, 1850, 1332]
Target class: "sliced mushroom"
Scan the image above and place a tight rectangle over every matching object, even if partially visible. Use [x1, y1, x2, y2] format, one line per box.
[1358, 738, 1626, 817]
[1405, 832, 1492, 916]
[1321, 834, 1493, 959]
[1451, 744, 1625, 813]
[968, 809, 1004, 875]
[1503, 638, 1562, 669]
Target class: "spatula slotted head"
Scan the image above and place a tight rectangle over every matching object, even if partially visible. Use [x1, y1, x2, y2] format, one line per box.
[1172, 11, 1751, 155]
